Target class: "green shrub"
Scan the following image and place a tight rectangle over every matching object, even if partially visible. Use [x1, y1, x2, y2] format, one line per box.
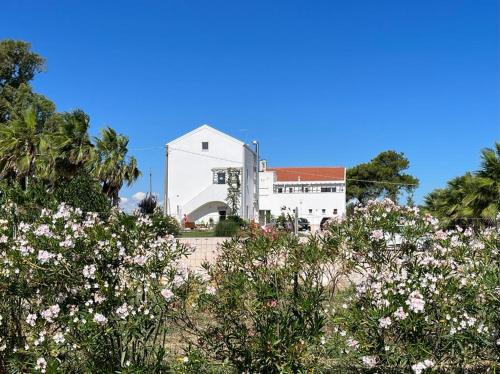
[0, 202, 191, 372]
[320, 199, 499, 372]
[214, 219, 240, 237]
[226, 214, 246, 227]
[53, 171, 111, 218]
[179, 230, 329, 373]
[151, 211, 181, 237]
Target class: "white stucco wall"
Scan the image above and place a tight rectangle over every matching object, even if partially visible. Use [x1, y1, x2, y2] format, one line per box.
[259, 171, 346, 225]
[166, 125, 256, 223]
[242, 145, 257, 220]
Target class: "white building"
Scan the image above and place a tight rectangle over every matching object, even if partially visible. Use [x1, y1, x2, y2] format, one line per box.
[258, 162, 346, 227]
[165, 125, 258, 224]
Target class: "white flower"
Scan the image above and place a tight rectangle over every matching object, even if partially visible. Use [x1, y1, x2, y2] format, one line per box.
[370, 229, 384, 241]
[35, 357, 47, 372]
[37, 250, 55, 264]
[379, 316, 392, 328]
[83, 265, 97, 279]
[393, 307, 408, 320]
[41, 305, 60, 322]
[182, 356, 189, 363]
[406, 290, 425, 313]
[161, 288, 174, 301]
[347, 338, 359, 349]
[53, 332, 65, 344]
[116, 303, 130, 319]
[93, 313, 108, 325]
[412, 359, 434, 374]
[205, 286, 216, 295]
[26, 313, 37, 326]
[362, 355, 377, 368]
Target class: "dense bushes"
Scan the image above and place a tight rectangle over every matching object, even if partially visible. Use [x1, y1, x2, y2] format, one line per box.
[320, 199, 499, 371]
[214, 219, 240, 237]
[0, 198, 498, 372]
[0, 202, 190, 372]
[180, 199, 499, 372]
[179, 230, 329, 372]
[151, 211, 181, 237]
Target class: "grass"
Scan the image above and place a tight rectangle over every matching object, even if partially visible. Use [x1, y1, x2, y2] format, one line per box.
[177, 230, 216, 238]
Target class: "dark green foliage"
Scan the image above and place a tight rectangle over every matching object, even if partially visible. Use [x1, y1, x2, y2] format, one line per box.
[226, 214, 246, 227]
[347, 150, 419, 204]
[186, 231, 328, 372]
[225, 168, 241, 215]
[53, 172, 111, 217]
[0, 40, 45, 89]
[424, 142, 500, 227]
[214, 219, 240, 237]
[138, 194, 158, 214]
[0, 39, 141, 208]
[151, 212, 181, 237]
[0, 172, 112, 220]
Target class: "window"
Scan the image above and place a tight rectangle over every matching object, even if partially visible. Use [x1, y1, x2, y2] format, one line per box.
[321, 187, 333, 193]
[308, 209, 313, 214]
[277, 187, 283, 193]
[332, 186, 337, 192]
[289, 187, 293, 193]
[322, 209, 326, 214]
[333, 209, 338, 215]
[217, 172, 226, 184]
[202, 141, 209, 150]
[305, 187, 309, 193]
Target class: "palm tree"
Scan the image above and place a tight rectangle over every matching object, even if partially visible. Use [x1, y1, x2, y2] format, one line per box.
[0, 107, 49, 187]
[466, 143, 500, 219]
[47, 110, 96, 181]
[424, 142, 500, 228]
[94, 127, 140, 206]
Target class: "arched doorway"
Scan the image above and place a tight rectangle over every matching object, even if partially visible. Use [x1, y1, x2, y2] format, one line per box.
[187, 201, 229, 224]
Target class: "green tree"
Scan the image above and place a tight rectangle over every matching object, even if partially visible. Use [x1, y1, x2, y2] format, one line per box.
[0, 40, 53, 125]
[0, 107, 50, 187]
[424, 143, 500, 227]
[347, 150, 419, 204]
[94, 127, 140, 206]
[47, 110, 96, 182]
[225, 168, 241, 215]
[138, 194, 158, 214]
[0, 40, 45, 89]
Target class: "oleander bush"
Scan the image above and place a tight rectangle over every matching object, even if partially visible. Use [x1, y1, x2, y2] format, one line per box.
[319, 199, 499, 372]
[0, 202, 191, 372]
[0, 197, 498, 373]
[177, 228, 332, 373]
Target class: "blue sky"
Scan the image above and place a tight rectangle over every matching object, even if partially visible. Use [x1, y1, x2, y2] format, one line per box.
[2, 0, 498, 207]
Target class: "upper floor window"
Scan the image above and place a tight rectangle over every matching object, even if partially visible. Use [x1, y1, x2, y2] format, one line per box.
[333, 208, 338, 215]
[217, 172, 226, 184]
[202, 141, 209, 151]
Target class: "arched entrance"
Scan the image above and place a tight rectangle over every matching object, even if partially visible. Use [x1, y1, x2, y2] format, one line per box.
[187, 201, 229, 224]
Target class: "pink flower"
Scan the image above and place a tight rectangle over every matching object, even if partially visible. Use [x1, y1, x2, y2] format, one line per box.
[370, 229, 384, 241]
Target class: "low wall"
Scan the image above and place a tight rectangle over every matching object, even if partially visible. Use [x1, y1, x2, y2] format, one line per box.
[177, 237, 228, 269]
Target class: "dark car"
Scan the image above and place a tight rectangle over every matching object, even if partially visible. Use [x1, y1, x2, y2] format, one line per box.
[320, 217, 332, 231]
[297, 218, 311, 231]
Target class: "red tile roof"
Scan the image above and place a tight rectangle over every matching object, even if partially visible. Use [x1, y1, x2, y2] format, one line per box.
[267, 167, 345, 182]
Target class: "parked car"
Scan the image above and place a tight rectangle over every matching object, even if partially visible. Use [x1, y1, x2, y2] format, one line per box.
[320, 217, 332, 231]
[297, 218, 311, 231]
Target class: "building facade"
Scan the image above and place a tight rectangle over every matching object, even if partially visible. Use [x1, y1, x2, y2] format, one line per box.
[165, 125, 258, 224]
[258, 162, 346, 227]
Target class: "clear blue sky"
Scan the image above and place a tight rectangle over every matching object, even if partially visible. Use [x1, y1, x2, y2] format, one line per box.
[2, 0, 498, 207]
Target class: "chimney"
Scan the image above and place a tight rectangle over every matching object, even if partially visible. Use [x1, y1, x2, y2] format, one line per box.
[260, 159, 267, 172]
